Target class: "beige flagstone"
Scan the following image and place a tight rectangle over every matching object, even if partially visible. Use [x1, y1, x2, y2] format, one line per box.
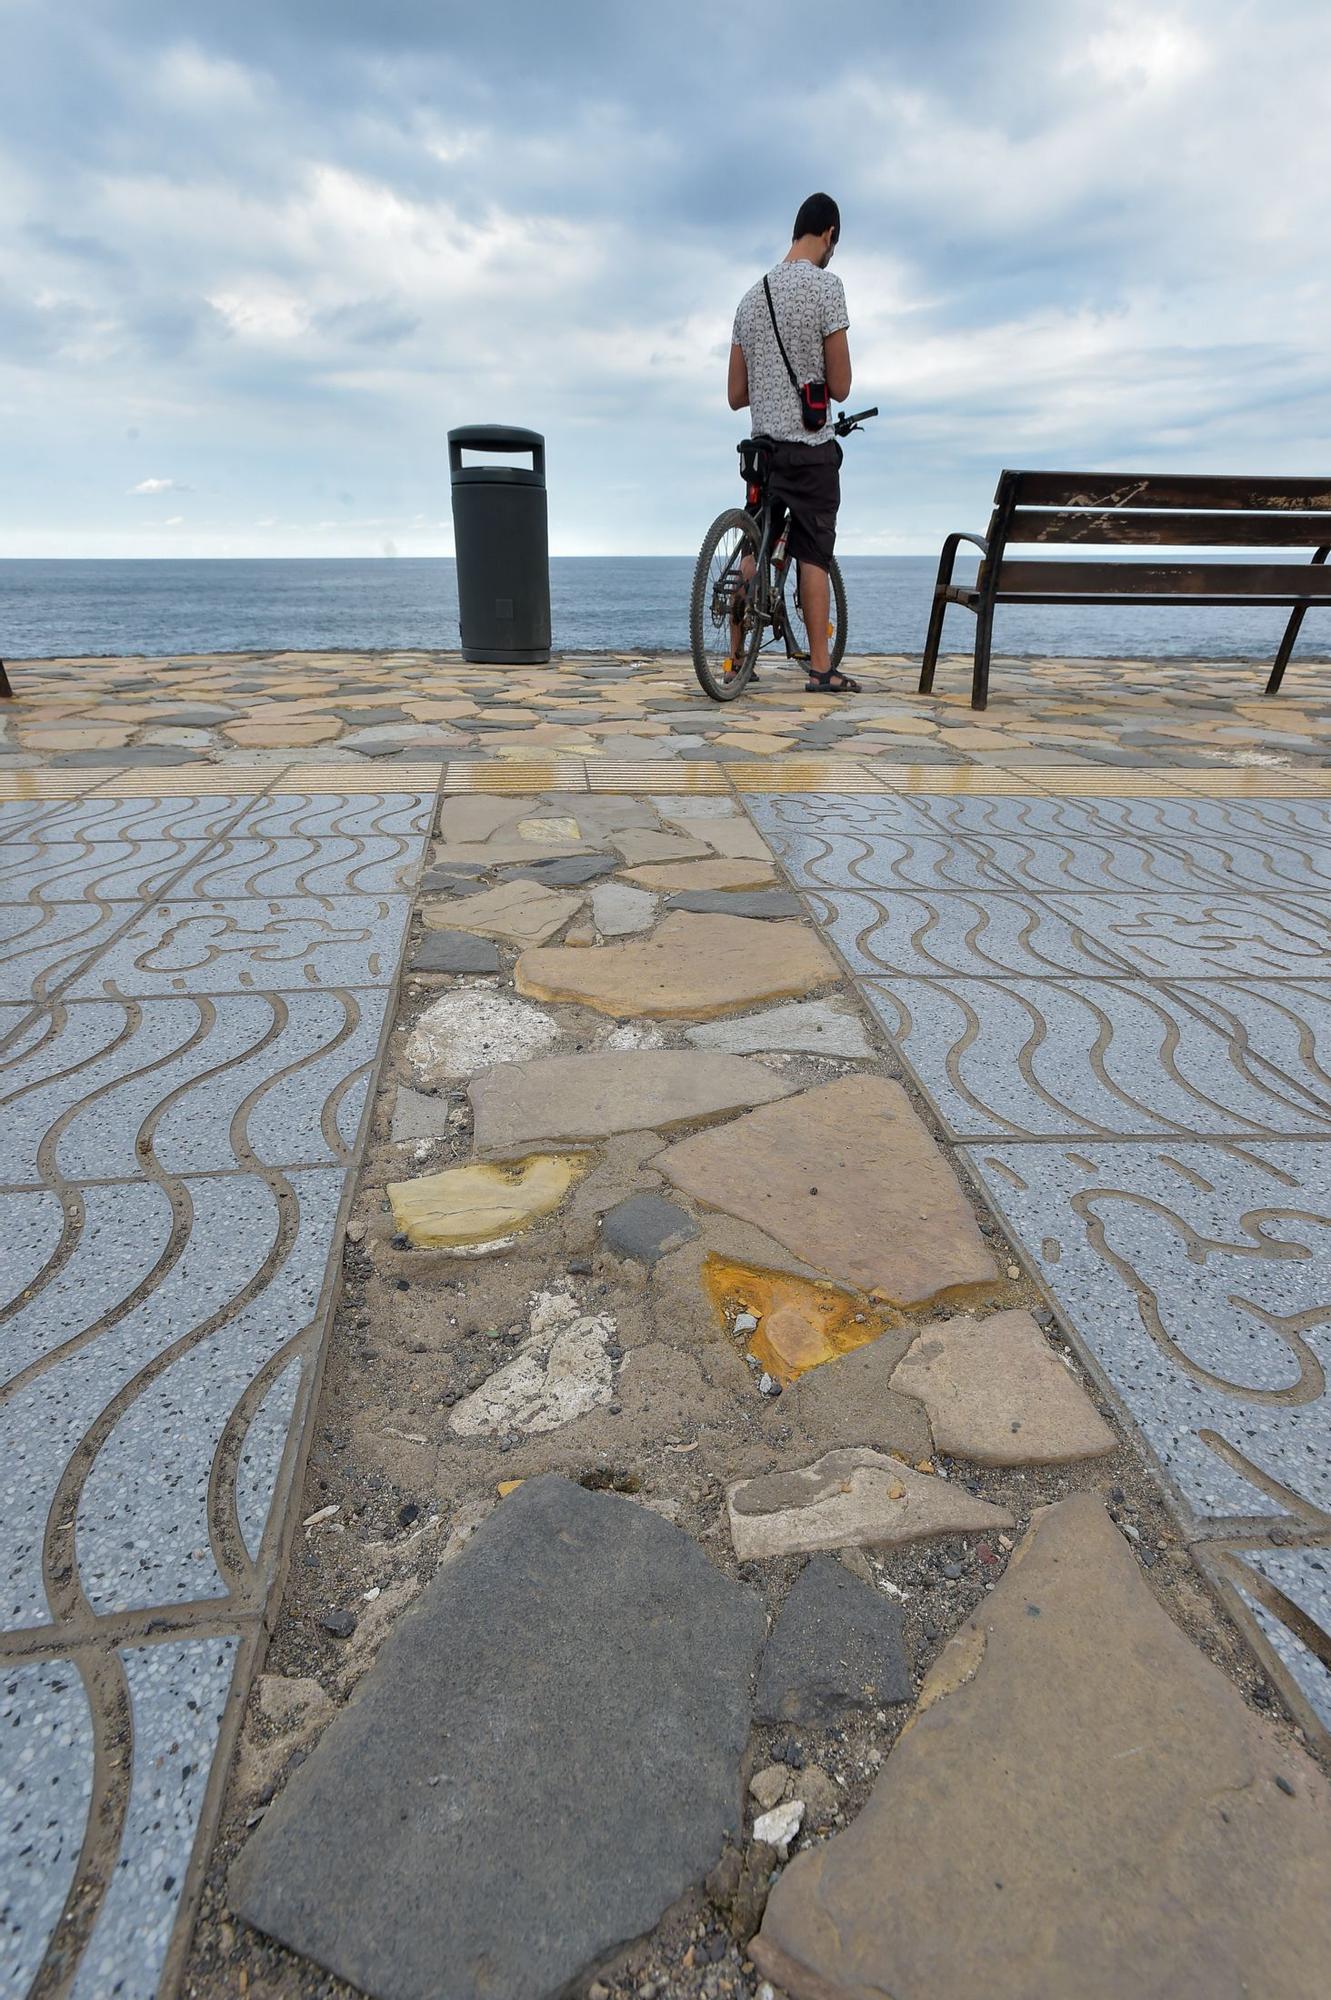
[387, 1154, 589, 1248]
[514, 912, 837, 1020]
[620, 858, 777, 891]
[469, 1049, 796, 1156]
[727, 1448, 1013, 1560]
[424, 879, 584, 946]
[658, 1076, 997, 1302]
[754, 1494, 1331, 2000]
[890, 1309, 1116, 1465]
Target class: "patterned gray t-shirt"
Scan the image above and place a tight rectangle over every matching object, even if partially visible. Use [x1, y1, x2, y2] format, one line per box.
[731, 260, 849, 446]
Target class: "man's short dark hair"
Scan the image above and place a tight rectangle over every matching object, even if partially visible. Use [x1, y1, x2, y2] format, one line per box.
[793, 193, 840, 243]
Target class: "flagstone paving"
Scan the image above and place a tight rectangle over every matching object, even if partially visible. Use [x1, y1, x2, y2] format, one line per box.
[4, 647, 1331, 2000]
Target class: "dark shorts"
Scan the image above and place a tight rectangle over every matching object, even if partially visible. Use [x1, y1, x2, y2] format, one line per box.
[767, 437, 842, 571]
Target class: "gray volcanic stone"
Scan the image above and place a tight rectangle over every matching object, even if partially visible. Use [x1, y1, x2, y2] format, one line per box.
[502, 853, 621, 887]
[230, 1477, 766, 2000]
[409, 929, 500, 974]
[666, 890, 804, 919]
[601, 1192, 698, 1266]
[755, 1557, 912, 1723]
[390, 1086, 453, 1142]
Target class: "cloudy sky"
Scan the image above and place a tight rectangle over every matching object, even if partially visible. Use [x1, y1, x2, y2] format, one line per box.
[3, 0, 1328, 558]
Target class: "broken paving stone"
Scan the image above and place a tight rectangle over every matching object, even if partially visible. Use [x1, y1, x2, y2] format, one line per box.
[424, 877, 585, 947]
[516, 912, 837, 1020]
[230, 1477, 766, 2000]
[621, 858, 778, 892]
[515, 815, 582, 842]
[387, 1155, 589, 1249]
[701, 1255, 899, 1387]
[778, 1336, 933, 1462]
[470, 1050, 796, 1156]
[591, 880, 658, 937]
[750, 1765, 791, 1810]
[449, 1290, 616, 1436]
[668, 817, 773, 861]
[754, 1801, 805, 1855]
[754, 1556, 912, 1722]
[890, 1308, 1116, 1466]
[429, 837, 588, 869]
[406, 990, 559, 1085]
[727, 1449, 1013, 1562]
[601, 1192, 699, 1266]
[390, 1085, 454, 1143]
[752, 1494, 1331, 2000]
[659, 1077, 997, 1302]
[409, 929, 500, 975]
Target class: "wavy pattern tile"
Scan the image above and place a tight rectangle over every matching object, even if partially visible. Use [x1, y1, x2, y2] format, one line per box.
[771, 789, 1331, 1742]
[0, 787, 429, 1997]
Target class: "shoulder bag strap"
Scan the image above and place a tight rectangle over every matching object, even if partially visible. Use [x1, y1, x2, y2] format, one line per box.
[762, 274, 800, 390]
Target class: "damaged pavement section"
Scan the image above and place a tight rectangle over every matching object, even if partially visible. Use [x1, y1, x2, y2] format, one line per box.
[230, 1476, 766, 2000]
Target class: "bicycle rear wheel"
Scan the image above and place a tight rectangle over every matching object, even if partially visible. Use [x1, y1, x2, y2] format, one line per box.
[780, 555, 847, 672]
[690, 508, 763, 701]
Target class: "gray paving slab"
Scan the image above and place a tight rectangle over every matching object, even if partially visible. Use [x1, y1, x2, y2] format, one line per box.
[754, 1555, 912, 1722]
[233, 793, 434, 840]
[0, 900, 135, 1001]
[0, 1659, 95, 1996]
[964, 1139, 1331, 1524]
[236, 1357, 305, 1561]
[77, 1170, 340, 1614]
[230, 1477, 766, 2000]
[1232, 1547, 1331, 1733]
[1168, 980, 1331, 1116]
[757, 818, 1014, 892]
[63, 894, 413, 996]
[0, 840, 209, 905]
[1037, 891, 1331, 978]
[164, 836, 423, 898]
[0, 787, 427, 1988]
[860, 976, 1329, 1137]
[802, 886, 1132, 978]
[35, 795, 258, 843]
[68, 1636, 238, 2000]
[1, 992, 387, 1182]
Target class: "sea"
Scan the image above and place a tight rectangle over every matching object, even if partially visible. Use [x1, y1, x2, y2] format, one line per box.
[1, 556, 1327, 663]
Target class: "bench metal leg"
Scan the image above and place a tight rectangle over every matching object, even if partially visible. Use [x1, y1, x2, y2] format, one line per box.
[971, 595, 996, 710]
[0, 661, 10, 699]
[1266, 546, 1328, 694]
[919, 589, 948, 693]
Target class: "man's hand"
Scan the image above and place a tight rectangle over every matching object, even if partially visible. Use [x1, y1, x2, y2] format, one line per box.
[824, 328, 851, 404]
[728, 341, 750, 411]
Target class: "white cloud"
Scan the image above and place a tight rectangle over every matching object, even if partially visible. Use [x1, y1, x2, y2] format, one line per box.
[128, 477, 189, 494]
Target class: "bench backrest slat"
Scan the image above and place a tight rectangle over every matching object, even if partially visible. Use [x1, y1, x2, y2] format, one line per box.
[1005, 471, 1331, 512]
[995, 559, 1331, 599]
[1007, 508, 1331, 549]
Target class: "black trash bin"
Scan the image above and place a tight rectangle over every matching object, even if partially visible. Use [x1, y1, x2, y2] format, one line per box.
[448, 425, 551, 664]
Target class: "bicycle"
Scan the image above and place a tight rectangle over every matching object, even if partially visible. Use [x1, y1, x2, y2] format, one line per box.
[689, 407, 878, 701]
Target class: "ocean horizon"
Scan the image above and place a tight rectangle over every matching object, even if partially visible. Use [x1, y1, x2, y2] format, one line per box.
[3, 554, 1328, 664]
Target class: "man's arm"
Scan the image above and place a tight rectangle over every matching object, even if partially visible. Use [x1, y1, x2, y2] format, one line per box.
[728, 341, 750, 411]
[823, 328, 851, 404]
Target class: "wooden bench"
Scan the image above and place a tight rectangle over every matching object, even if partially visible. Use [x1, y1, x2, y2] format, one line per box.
[919, 472, 1331, 710]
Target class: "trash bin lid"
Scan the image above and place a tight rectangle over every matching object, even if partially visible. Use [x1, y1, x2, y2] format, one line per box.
[448, 425, 544, 451]
[448, 424, 546, 486]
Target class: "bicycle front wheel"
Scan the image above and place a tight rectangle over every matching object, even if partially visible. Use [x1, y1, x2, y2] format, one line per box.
[780, 554, 848, 672]
[690, 508, 763, 701]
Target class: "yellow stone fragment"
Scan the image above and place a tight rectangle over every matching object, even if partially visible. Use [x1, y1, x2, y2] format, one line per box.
[516, 816, 580, 842]
[701, 1254, 903, 1386]
[497, 1479, 525, 1498]
[387, 1154, 589, 1249]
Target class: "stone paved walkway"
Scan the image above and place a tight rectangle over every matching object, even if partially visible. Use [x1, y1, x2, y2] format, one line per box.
[2, 649, 1330, 2000]
[1, 787, 430, 1998]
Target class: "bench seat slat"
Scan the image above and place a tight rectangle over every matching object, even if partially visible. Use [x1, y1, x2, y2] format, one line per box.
[994, 560, 1331, 600]
[1011, 472, 1331, 511]
[1008, 509, 1331, 548]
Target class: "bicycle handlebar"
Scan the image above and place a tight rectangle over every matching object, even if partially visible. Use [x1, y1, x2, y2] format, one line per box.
[833, 406, 878, 436]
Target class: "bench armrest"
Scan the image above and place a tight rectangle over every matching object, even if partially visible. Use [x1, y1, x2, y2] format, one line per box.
[933, 532, 989, 591]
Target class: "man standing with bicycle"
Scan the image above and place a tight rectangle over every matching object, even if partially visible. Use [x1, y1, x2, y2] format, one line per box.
[727, 191, 861, 694]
